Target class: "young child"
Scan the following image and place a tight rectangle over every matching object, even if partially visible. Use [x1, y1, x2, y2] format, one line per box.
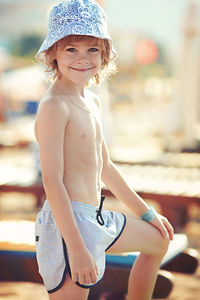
[34, 1, 174, 299]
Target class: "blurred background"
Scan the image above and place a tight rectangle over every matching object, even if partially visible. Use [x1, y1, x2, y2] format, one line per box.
[1, 0, 200, 154]
[0, 0, 200, 299]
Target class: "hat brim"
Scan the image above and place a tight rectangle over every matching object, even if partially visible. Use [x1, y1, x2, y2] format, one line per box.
[35, 31, 117, 66]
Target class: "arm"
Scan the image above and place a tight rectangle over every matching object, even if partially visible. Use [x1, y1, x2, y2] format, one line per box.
[101, 139, 149, 216]
[101, 139, 174, 240]
[35, 98, 98, 284]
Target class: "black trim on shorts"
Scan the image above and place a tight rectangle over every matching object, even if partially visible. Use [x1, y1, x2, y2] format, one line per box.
[48, 238, 101, 292]
[105, 214, 127, 251]
[47, 239, 70, 294]
[47, 213, 127, 293]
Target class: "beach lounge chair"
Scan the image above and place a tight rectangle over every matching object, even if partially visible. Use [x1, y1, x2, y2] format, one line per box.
[0, 220, 198, 299]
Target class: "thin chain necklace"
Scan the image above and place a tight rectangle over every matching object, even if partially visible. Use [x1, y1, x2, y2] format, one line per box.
[57, 83, 91, 113]
[68, 96, 91, 113]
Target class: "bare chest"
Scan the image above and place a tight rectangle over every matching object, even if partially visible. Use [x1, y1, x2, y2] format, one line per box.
[64, 105, 103, 155]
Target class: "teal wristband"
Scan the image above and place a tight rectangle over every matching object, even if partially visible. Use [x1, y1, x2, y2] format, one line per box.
[141, 206, 157, 223]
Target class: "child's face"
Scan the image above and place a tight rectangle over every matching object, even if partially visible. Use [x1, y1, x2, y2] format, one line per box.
[55, 37, 102, 85]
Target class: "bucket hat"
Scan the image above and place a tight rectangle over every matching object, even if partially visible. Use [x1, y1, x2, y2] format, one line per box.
[36, 0, 116, 65]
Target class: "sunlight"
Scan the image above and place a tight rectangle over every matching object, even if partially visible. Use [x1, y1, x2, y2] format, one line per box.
[0, 220, 35, 249]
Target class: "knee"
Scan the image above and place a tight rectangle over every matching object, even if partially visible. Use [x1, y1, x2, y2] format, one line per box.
[150, 234, 170, 258]
[152, 234, 170, 258]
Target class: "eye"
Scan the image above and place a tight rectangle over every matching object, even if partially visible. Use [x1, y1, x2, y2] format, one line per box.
[66, 47, 77, 53]
[89, 48, 99, 52]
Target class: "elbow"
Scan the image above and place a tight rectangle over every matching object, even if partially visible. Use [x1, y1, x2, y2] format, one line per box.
[42, 171, 63, 188]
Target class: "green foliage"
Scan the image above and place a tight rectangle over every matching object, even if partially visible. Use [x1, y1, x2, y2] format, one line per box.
[12, 34, 43, 58]
[139, 63, 165, 77]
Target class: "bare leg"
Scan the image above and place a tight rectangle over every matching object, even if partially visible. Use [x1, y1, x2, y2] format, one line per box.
[127, 253, 163, 300]
[49, 274, 90, 300]
[107, 216, 170, 300]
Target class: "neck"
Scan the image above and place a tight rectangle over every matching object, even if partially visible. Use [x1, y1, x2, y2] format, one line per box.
[55, 77, 86, 97]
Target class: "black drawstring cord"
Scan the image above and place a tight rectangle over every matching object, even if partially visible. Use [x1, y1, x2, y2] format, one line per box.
[96, 195, 105, 226]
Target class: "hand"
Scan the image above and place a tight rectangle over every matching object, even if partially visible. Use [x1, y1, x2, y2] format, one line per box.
[150, 214, 174, 241]
[68, 246, 98, 285]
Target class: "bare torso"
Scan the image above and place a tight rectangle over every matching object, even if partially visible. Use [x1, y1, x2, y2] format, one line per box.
[63, 90, 103, 205]
[37, 84, 104, 206]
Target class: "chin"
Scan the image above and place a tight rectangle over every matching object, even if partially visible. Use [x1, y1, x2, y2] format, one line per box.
[72, 75, 94, 86]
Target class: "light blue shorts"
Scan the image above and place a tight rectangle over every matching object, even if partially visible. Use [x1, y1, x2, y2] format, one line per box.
[35, 198, 126, 294]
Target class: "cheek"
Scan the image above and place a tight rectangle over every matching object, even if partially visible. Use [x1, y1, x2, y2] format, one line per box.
[57, 61, 65, 74]
[93, 55, 102, 69]
[57, 50, 70, 63]
[57, 56, 69, 71]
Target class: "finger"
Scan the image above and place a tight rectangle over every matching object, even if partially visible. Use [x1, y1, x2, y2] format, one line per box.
[78, 274, 85, 285]
[71, 272, 78, 283]
[151, 218, 168, 238]
[157, 216, 172, 238]
[160, 225, 169, 238]
[84, 274, 91, 285]
[90, 269, 97, 284]
[95, 263, 99, 276]
[163, 219, 174, 240]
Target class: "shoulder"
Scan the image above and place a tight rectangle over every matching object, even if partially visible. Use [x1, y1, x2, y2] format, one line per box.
[35, 87, 71, 136]
[37, 85, 71, 119]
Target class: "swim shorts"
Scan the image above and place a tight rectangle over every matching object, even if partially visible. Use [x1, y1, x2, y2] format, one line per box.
[35, 197, 126, 293]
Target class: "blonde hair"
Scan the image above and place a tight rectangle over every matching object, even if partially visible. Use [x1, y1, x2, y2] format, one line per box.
[44, 35, 116, 85]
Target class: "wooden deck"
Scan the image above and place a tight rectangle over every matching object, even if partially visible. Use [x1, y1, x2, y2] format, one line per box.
[1, 162, 200, 231]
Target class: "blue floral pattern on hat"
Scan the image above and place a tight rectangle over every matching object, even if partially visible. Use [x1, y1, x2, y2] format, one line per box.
[36, 0, 116, 65]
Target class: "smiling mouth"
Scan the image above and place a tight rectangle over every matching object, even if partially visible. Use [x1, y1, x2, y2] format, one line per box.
[70, 67, 93, 72]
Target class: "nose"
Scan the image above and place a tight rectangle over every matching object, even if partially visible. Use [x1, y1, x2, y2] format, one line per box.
[76, 53, 89, 64]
